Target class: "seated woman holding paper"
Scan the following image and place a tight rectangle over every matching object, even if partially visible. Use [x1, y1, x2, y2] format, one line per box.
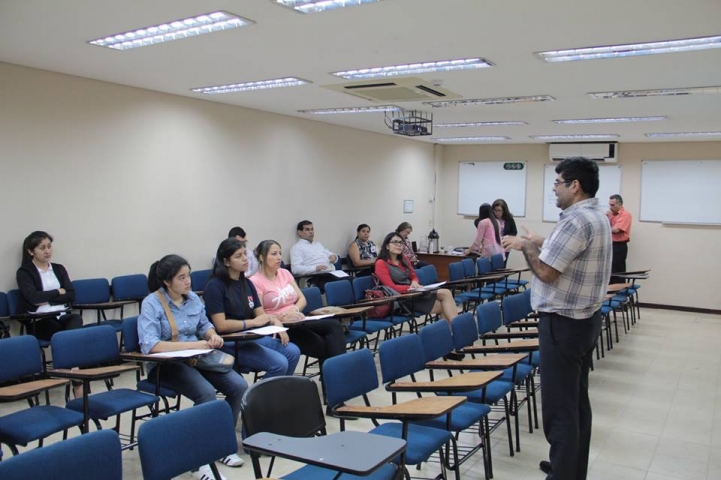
[16, 230, 84, 340]
[375, 232, 458, 325]
[204, 238, 300, 377]
[137, 254, 248, 467]
[250, 240, 346, 364]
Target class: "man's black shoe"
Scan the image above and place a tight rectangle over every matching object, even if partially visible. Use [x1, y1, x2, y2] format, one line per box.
[539, 460, 552, 474]
[443, 352, 466, 361]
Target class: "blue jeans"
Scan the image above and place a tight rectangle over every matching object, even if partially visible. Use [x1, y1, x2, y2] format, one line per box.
[223, 337, 301, 378]
[149, 362, 247, 425]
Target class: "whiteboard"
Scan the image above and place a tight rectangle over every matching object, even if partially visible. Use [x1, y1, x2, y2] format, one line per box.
[458, 161, 527, 217]
[640, 160, 721, 224]
[543, 164, 622, 222]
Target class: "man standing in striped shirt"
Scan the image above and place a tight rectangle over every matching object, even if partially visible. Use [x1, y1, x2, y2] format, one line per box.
[502, 157, 612, 480]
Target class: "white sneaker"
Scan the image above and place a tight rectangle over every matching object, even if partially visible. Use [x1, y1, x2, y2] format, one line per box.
[192, 464, 227, 480]
[219, 453, 244, 467]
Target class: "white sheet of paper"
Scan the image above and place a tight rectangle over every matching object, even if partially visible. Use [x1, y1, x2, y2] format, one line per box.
[150, 349, 212, 358]
[330, 270, 349, 278]
[409, 281, 447, 292]
[36, 304, 67, 313]
[247, 325, 289, 335]
[302, 314, 334, 321]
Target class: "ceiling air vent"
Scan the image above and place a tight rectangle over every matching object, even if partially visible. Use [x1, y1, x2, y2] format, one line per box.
[322, 77, 461, 102]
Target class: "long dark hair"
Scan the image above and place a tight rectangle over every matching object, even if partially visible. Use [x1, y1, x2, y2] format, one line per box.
[21, 231, 53, 265]
[378, 232, 411, 270]
[148, 255, 190, 292]
[492, 199, 514, 221]
[478, 203, 501, 244]
[211, 238, 253, 319]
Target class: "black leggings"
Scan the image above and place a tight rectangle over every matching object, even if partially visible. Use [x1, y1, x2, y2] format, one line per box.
[31, 313, 83, 341]
[287, 319, 346, 362]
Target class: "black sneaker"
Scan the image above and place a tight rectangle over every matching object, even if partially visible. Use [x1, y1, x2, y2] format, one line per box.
[539, 460, 552, 474]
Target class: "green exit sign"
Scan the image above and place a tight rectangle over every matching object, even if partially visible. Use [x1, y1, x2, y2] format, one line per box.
[503, 162, 524, 170]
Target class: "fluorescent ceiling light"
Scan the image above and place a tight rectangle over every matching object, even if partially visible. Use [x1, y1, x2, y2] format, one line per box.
[298, 105, 401, 114]
[425, 95, 554, 108]
[192, 77, 310, 94]
[530, 134, 620, 140]
[536, 34, 721, 62]
[589, 86, 721, 99]
[435, 136, 510, 142]
[88, 11, 253, 50]
[554, 116, 666, 124]
[645, 131, 721, 138]
[331, 58, 493, 80]
[435, 121, 527, 127]
[272, 0, 382, 14]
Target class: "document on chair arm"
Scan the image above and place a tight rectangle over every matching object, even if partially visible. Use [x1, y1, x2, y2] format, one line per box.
[247, 325, 290, 335]
[149, 349, 212, 358]
[408, 281, 446, 292]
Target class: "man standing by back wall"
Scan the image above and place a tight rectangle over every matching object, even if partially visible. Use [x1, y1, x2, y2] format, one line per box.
[607, 194, 632, 283]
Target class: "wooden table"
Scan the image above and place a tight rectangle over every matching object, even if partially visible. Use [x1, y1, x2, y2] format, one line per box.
[463, 339, 539, 354]
[388, 371, 503, 393]
[417, 253, 471, 282]
[426, 353, 529, 371]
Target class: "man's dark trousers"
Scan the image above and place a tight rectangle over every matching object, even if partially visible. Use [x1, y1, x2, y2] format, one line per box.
[538, 311, 602, 480]
[610, 241, 628, 283]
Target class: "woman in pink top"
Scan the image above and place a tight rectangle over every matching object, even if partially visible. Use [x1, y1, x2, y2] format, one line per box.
[249, 240, 346, 363]
[464, 203, 505, 258]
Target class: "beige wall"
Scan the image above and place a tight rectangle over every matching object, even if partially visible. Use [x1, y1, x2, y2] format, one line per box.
[436, 143, 721, 310]
[2, 62, 720, 311]
[0, 63, 435, 294]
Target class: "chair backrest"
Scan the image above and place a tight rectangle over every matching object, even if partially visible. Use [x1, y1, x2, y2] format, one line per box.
[323, 348, 379, 409]
[461, 258, 476, 278]
[450, 313, 479, 350]
[415, 267, 429, 286]
[0, 291, 8, 317]
[241, 376, 326, 438]
[448, 262, 464, 282]
[502, 292, 530, 325]
[0, 335, 43, 382]
[138, 400, 237, 480]
[476, 302, 503, 335]
[190, 269, 212, 293]
[325, 279, 355, 306]
[72, 278, 111, 304]
[418, 320, 454, 361]
[476, 257, 492, 275]
[423, 265, 439, 284]
[6, 289, 20, 315]
[121, 316, 140, 352]
[51, 325, 119, 369]
[0, 429, 122, 480]
[378, 334, 426, 384]
[301, 286, 323, 314]
[111, 274, 149, 301]
[352, 275, 376, 303]
[490, 254, 505, 270]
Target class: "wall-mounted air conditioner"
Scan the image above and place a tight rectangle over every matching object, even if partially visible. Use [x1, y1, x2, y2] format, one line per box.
[549, 142, 618, 163]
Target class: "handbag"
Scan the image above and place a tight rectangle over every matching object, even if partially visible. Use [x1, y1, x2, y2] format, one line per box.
[155, 291, 234, 373]
[364, 284, 398, 318]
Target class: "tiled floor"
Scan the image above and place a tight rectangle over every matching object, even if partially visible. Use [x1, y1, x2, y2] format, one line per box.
[3, 307, 720, 479]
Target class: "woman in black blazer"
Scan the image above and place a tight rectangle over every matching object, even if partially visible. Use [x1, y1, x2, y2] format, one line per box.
[16, 231, 83, 341]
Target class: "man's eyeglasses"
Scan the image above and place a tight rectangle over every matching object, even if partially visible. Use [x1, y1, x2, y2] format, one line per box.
[553, 179, 572, 187]
[388, 240, 404, 245]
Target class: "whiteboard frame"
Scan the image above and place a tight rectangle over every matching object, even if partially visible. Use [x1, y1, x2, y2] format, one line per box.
[457, 161, 527, 217]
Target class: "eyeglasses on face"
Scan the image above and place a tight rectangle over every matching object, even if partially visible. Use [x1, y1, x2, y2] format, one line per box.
[553, 179, 572, 187]
[388, 240, 404, 245]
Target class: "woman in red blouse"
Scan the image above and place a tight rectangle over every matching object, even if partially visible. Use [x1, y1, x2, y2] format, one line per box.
[374, 232, 458, 325]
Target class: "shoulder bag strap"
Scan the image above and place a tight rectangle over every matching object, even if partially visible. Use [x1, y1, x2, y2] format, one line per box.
[155, 290, 178, 342]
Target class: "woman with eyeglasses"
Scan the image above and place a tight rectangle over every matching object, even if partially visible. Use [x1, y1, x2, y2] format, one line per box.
[465, 203, 505, 259]
[375, 232, 458, 325]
